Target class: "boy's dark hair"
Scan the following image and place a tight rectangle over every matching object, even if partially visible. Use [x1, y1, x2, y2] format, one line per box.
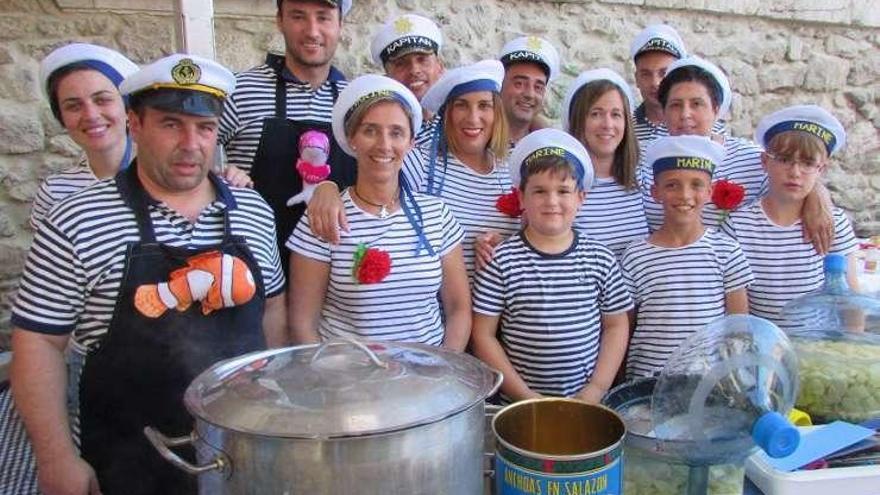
[519, 155, 579, 191]
[658, 65, 723, 111]
[277, 0, 341, 14]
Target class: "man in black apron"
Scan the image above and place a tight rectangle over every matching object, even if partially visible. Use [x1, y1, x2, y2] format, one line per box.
[219, 0, 357, 277]
[10, 54, 286, 495]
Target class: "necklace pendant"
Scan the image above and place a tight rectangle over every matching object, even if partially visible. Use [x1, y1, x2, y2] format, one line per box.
[379, 206, 389, 218]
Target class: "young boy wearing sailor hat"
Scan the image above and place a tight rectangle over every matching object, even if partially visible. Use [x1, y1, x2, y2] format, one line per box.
[620, 135, 753, 378]
[472, 128, 632, 404]
[498, 35, 561, 145]
[721, 105, 858, 328]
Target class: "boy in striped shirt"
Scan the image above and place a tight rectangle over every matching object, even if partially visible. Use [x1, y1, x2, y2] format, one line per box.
[472, 129, 632, 404]
[620, 136, 753, 379]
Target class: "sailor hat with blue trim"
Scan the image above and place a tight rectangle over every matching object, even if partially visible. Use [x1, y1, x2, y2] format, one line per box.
[561, 68, 637, 133]
[498, 35, 561, 83]
[665, 56, 732, 119]
[509, 128, 594, 191]
[331, 74, 422, 157]
[40, 43, 139, 99]
[755, 105, 846, 156]
[277, 0, 352, 17]
[646, 135, 725, 179]
[370, 14, 442, 67]
[119, 54, 235, 117]
[630, 24, 687, 60]
[421, 59, 504, 114]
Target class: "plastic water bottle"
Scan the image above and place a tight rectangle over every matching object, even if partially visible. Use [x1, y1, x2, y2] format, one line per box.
[782, 254, 880, 331]
[651, 315, 801, 466]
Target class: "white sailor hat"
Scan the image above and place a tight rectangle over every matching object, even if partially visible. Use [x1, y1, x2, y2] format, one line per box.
[561, 68, 637, 133]
[509, 128, 594, 191]
[331, 74, 422, 157]
[119, 54, 235, 117]
[646, 135, 725, 178]
[370, 14, 442, 67]
[277, 0, 352, 17]
[664, 56, 732, 119]
[498, 35, 561, 83]
[421, 59, 504, 114]
[630, 24, 687, 60]
[39, 42, 139, 100]
[755, 104, 846, 156]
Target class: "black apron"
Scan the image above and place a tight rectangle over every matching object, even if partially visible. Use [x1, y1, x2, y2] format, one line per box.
[78, 165, 267, 495]
[250, 53, 357, 280]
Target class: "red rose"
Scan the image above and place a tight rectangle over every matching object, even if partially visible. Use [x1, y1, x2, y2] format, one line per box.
[712, 179, 745, 211]
[353, 243, 391, 284]
[496, 188, 522, 218]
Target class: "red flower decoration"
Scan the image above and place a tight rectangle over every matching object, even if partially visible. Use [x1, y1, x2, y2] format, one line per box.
[712, 179, 745, 220]
[353, 243, 391, 284]
[496, 188, 522, 218]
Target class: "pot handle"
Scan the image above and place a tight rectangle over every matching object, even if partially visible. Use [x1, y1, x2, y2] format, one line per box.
[310, 337, 388, 369]
[487, 369, 504, 398]
[144, 426, 230, 477]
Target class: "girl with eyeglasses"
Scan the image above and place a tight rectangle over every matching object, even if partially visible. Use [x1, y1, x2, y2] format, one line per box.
[719, 105, 859, 328]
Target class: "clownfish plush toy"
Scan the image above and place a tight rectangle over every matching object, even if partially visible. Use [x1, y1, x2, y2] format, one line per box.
[134, 251, 256, 318]
[286, 130, 331, 206]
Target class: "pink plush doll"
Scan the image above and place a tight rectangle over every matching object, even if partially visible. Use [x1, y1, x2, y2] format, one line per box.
[286, 130, 331, 206]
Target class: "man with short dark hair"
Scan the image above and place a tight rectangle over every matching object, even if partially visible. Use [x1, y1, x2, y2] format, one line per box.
[11, 53, 285, 495]
[219, 0, 357, 277]
[498, 35, 560, 145]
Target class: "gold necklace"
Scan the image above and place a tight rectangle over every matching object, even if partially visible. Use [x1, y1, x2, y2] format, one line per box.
[352, 186, 398, 219]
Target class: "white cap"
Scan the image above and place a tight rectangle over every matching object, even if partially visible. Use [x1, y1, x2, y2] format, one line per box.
[664, 56, 732, 119]
[645, 135, 725, 178]
[509, 128, 594, 191]
[370, 14, 442, 67]
[561, 68, 637, 133]
[331, 74, 422, 156]
[630, 24, 687, 60]
[39, 43, 139, 99]
[755, 104, 846, 156]
[313, 0, 353, 16]
[498, 35, 561, 82]
[420, 59, 504, 114]
[120, 54, 235, 117]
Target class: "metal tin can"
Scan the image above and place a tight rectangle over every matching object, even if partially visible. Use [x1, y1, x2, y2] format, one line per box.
[493, 398, 625, 495]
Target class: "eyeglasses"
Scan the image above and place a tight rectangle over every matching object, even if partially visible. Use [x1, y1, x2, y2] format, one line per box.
[765, 153, 823, 174]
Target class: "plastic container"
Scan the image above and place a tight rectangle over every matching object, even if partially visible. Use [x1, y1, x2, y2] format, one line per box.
[782, 254, 880, 423]
[652, 315, 801, 463]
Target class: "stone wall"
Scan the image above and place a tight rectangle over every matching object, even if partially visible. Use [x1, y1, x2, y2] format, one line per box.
[0, 0, 878, 339]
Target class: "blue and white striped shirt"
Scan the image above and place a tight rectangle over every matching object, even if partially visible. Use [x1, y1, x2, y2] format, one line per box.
[620, 229, 753, 378]
[29, 157, 97, 230]
[473, 231, 633, 398]
[575, 177, 649, 258]
[288, 190, 463, 346]
[721, 203, 857, 329]
[12, 170, 285, 354]
[219, 63, 347, 173]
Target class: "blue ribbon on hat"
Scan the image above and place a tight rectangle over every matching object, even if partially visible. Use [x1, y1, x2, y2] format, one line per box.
[652, 155, 716, 178]
[765, 120, 837, 155]
[78, 60, 125, 87]
[520, 147, 587, 190]
[399, 172, 436, 257]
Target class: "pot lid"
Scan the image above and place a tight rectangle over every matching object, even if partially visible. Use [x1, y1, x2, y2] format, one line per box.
[184, 339, 501, 438]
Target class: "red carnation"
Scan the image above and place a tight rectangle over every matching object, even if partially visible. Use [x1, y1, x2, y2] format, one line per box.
[712, 179, 745, 221]
[496, 188, 522, 218]
[352, 243, 391, 284]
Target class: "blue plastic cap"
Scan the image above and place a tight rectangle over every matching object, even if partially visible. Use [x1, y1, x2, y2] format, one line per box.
[753, 411, 800, 458]
[824, 254, 846, 274]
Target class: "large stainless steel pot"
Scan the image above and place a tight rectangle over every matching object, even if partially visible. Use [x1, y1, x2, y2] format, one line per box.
[146, 339, 502, 494]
